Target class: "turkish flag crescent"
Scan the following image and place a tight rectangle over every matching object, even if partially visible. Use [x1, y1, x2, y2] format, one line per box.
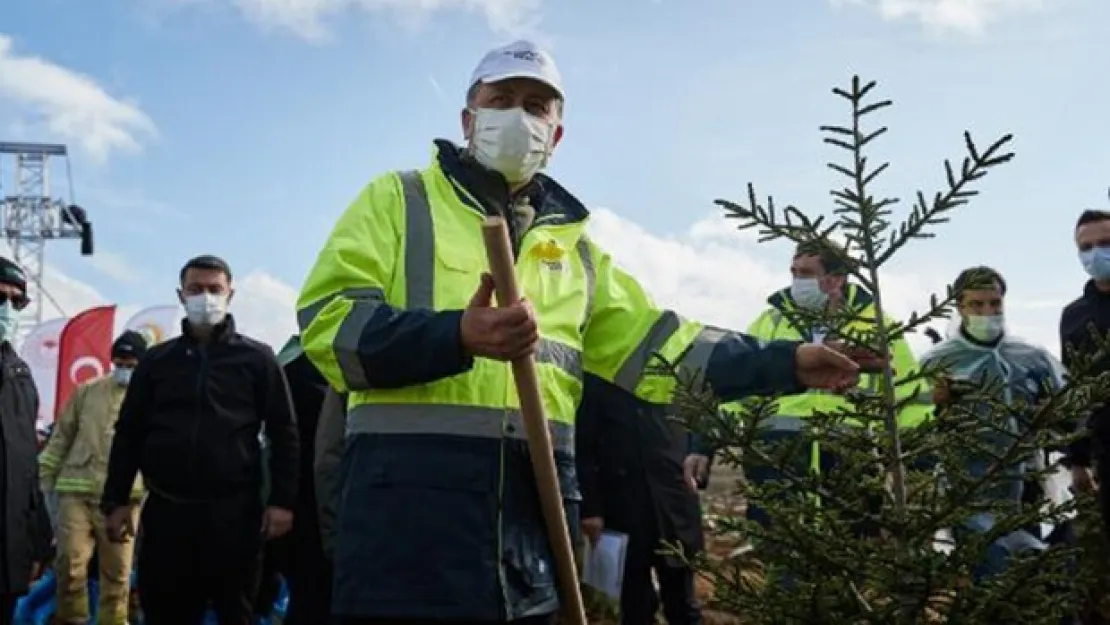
[54, 305, 117, 421]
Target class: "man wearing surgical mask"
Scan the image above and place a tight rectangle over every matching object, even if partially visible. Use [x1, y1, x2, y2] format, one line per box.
[925, 267, 1075, 592]
[0, 256, 51, 625]
[1061, 209, 1110, 533]
[40, 330, 148, 625]
[692, 241, 929, 537]
[101, 254, 300, 625]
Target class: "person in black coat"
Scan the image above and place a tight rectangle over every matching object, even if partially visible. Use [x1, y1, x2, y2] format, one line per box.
[272, 337, 332, 625]
[0, 257, 52, 624]
[576, 373, 704, 625]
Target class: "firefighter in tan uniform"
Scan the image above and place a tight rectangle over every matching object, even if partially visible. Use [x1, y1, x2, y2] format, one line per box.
[39, 331, 148, 625]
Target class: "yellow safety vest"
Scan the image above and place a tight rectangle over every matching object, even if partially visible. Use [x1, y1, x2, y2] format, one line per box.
[297, 149, 719, 451]
[726, 284, 932, 432]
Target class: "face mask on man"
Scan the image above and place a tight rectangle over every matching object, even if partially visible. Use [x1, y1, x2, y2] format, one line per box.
[964, 314, 1004, 343]
[184, 293, 228, 328]
[1080, 246, 1110, 280]
[112, 367, 133, 386]
[0, 301, 19, 342]
[468, 107, 557, 183]
[790, 278, 829, 310]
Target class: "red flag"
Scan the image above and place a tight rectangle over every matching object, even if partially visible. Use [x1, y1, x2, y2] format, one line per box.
[54, 305, 117, 420]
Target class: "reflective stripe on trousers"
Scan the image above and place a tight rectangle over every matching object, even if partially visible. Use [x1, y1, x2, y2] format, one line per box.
[346, 402, 575, 455]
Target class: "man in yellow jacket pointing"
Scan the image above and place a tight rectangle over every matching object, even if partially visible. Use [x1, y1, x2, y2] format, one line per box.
[297, 39, 880, 625]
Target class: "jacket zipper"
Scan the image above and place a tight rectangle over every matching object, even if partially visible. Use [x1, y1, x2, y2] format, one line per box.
[186, 345, 210, 490]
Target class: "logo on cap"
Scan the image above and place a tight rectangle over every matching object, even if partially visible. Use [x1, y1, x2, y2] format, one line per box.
[507, 50, 542, 65]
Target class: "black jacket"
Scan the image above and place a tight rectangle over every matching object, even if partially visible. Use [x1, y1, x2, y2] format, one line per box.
[0, 343, 52, 594]
[575, 374, 705, 559]
[1060, 280, 1110, 467]
[101, 316, 299, 511]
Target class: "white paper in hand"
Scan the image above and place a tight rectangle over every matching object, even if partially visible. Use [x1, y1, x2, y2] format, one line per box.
[581, 530, 629, 601]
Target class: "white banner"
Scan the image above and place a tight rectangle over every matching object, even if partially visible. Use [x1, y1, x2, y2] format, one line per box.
[19, 317, 67, 426]
[123, 304, 182, 347]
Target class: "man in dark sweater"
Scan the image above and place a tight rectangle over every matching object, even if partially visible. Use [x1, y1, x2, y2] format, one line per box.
[576, 374, 704, 625]
[1061, 209, 1110, 518]
[101, 255, 299, 625]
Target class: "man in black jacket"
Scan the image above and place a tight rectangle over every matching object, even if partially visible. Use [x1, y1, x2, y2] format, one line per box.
[576, 374, 704, 625]
[253, 335, 331, 625]
[1062, 209, 1110, 522]
[101, 254, 299, 625]
[0, 257, 52, 625]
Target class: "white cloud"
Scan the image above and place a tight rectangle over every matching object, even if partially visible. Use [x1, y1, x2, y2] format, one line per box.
[88, 251, 144, 284]
[0, 34, 157, 163]
[829, 0, 1044, 34]
[178, 0, 542, 42]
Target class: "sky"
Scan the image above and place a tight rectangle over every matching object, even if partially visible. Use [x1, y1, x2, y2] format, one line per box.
[0, 0, 1107, 355]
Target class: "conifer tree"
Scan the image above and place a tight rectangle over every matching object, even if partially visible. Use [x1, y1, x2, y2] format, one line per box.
[665, 75, 1110, 624]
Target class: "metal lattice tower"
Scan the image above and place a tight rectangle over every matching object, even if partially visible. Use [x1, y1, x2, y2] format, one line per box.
[0, 142, 94, 343]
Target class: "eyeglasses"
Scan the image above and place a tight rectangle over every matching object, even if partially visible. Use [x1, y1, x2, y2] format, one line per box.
[0, 293, 30, 311]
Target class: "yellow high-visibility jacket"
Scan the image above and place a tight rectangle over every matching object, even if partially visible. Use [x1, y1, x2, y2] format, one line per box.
[723, 284, 932, 441]
[295, 139, 805, 621]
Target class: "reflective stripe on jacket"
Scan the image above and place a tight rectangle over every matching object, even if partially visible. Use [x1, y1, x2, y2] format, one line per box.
[39, 376, 144, 500]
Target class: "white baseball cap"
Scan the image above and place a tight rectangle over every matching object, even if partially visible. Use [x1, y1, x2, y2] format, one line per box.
[468, 40, 564, 99]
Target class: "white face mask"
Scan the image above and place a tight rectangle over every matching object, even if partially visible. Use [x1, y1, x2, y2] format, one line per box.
[112, 367, 133, 386]
[964, 314, 1004, 342]
[468, 107, 557, 183]
[184, 293, 228, 328]
[790, 278, 829, 310]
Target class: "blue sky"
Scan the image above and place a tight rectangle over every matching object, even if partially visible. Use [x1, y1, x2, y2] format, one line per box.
[0, 0, 1107, 352]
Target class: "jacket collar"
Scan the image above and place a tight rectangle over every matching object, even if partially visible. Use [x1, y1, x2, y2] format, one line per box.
[181, 314, 236, 344]
[767, 282, 873, 314]
[431, 139, 590, 227]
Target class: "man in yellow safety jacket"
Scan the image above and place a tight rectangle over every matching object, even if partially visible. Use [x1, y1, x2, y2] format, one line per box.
[39, 331, 148, 625]
[689, 241, 931, 532]
[297, 40, 879, 625]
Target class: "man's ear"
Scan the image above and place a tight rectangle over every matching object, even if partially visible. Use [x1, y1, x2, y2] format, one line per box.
[461, 108, 473, 140]
[176, 289, 185, 305]
[226, 288, 236, 305]
[552, 124, 564, 149]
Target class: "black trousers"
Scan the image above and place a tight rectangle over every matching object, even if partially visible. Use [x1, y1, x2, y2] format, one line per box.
[340, 618, 552, 625]
[137, 492, 263, 625]
[0, 593, 16, 625]
[620, 546, 702, 625]
[252, 520, 333, 624]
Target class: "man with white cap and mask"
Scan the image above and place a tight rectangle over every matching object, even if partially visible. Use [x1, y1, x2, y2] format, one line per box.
[297, 40, 881, 625]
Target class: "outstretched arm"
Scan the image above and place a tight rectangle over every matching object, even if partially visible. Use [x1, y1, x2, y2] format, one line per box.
[581, 238, 803, 406]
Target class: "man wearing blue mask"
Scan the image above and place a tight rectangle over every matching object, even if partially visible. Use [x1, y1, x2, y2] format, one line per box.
[0, 257, 52, 625]
[1061, 209, 1110, 529]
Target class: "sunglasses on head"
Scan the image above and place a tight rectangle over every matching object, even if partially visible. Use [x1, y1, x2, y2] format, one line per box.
[0, 293, 30, 311]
